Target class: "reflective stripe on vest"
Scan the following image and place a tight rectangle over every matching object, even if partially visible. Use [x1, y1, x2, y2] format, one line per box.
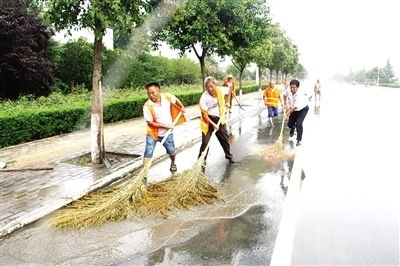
[264, 87, 280, 107]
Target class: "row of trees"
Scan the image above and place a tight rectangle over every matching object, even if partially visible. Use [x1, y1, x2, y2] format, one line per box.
[341, 59, 397, 85]
[52, 39, 201, 91]
[2, 0, 305, 164]
[153, 0, 304, 90]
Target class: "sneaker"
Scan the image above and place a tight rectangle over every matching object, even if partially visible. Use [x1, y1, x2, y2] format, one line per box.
[296, 140, 301, 146]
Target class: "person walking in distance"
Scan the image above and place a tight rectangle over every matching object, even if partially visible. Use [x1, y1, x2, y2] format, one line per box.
[285, 79, 310, 146]
[314, 79, 321, 102]
[223, 74, 236, 113]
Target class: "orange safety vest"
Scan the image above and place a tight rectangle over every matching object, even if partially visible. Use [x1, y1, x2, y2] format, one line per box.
[200, 87, 225, 135]
[144, 93, 186, 140]
[264, 87, 280, 107]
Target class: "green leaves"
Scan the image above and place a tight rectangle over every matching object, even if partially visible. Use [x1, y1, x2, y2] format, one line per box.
[156, 0, 270, 59]
[34, 0, 160, 37]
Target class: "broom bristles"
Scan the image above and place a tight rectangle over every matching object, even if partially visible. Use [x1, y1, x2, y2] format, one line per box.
[256, 137, 294, 160]
[53, 171, 149, 229]
[53, 146, 222, 229]
[143, 165, 222, 217]
[53, 112, 223, 229]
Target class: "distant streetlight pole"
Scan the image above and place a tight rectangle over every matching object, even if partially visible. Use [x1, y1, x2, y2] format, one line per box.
[377, 67, 380, 86]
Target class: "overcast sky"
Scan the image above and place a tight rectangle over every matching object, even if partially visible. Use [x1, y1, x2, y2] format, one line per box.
[156, 0, 400, 80]
[268, 0, 400, 79]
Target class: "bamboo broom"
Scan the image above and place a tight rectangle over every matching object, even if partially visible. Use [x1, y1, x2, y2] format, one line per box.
[143, 115, 224, 217]
[256, 112, 294, 161]
[53, 112, 184, 229]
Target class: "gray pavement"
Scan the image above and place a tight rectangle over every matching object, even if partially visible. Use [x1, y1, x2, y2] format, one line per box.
[0, 91, 263, 238]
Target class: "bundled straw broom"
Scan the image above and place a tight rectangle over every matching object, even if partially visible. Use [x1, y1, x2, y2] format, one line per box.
[53, 112, 183, 229]
[256, 113, 294, 161]
[141, 119, 224, 217]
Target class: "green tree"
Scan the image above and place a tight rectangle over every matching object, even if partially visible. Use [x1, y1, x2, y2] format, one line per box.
[171, 56, 200, 84]
[226, 65, 255, 81]
[382, 59, 396, 83]
[231, 48, 254, 90]
[293, 63, 307, 79]
[204, 56, 225, 81]
[155, 0, 270, 89]
[251, 24, 283, 82]
[50, 38, 94, 90]
[0, 0, 54, 99]
[282, 41, 299, 79]
[34, 0, 160, 164]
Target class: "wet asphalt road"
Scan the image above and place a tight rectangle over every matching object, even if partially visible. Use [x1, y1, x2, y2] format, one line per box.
[290, 82, 399, 265]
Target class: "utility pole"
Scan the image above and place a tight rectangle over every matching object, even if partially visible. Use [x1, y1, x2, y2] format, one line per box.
[377, 67, 380, 86]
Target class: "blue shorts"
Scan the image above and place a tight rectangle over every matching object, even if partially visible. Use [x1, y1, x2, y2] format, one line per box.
[144, 133, 176, 158]
[268, 106, 278, 118]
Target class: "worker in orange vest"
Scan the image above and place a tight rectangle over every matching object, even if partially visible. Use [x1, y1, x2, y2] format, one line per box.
[143, 82, 186, 174]
[263, 80, 284, 126]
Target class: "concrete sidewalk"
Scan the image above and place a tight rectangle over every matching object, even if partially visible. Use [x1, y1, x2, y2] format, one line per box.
[0, 91, 263, 238]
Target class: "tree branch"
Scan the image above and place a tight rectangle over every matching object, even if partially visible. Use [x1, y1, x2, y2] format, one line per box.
[191, 44, 201, 59]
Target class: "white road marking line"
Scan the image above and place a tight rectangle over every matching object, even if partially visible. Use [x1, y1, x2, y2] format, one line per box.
[270, 149, 303, 266]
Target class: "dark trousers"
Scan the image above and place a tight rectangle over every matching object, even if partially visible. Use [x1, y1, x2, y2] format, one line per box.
[198, 115, 232, 161]
[288, 106, 309, 141]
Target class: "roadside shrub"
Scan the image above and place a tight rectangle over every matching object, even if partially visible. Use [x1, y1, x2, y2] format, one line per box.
[0, 84, 258, 147]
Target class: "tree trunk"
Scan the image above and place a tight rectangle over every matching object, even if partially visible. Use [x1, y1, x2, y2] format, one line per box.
[192, 45, 207, 90]
[200, 55, 206, 90]
[91, 33, 105, 164]
[258, 65, 262, 89]
[239, 68, 244, 90]
[269, 69, 273, 81]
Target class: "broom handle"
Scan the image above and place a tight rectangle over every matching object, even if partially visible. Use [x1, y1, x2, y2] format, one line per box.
[160, 111, 183, 145]
[279, 113, 286, 139]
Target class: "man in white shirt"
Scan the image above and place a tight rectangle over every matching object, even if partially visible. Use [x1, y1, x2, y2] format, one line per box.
[314, 79, 321, 102]
[198, 76, 235, 165]
[143, 82, 185, 173]
[285, 79, 310, 146]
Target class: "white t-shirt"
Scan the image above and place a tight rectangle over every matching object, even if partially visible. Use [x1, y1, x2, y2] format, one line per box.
[143, 93, 177, 136]
[199, 86, 230, 117]
[287, 89, 310, 110]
